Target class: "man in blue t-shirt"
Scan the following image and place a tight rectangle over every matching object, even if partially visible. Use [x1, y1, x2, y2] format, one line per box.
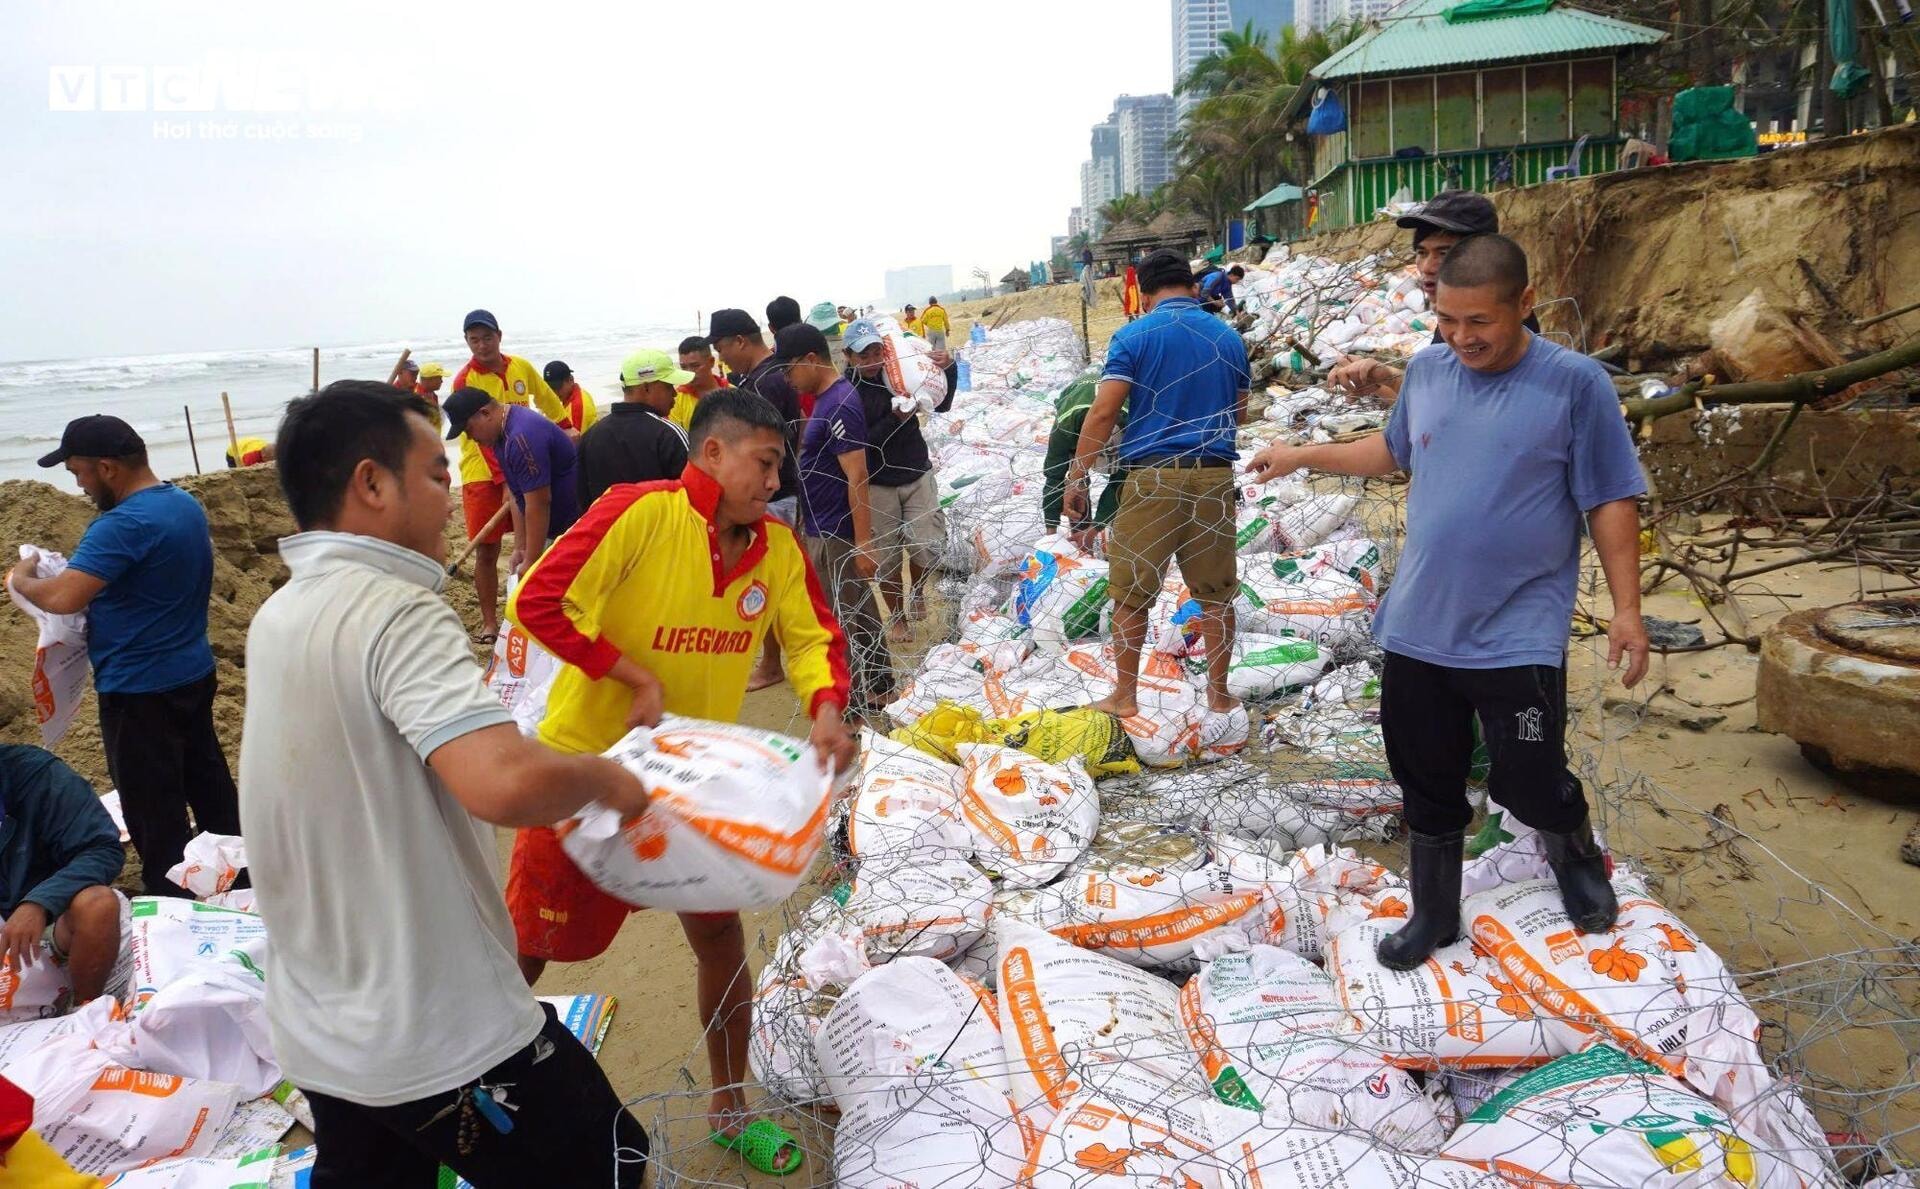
[11, 415, 239, 897]
[1247, 234, 1650, 971]
[444, 388, 582, 580]
[1066, 248, 1252, 759]
[781, 322, 894, 714]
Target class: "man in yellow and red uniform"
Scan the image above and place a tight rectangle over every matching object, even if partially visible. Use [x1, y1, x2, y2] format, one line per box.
[505, 389, 854, 1171]
[542, 359, 600, 438]
[451, 308, 567, 644]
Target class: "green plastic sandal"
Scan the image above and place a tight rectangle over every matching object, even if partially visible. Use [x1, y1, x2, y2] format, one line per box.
[710, 1117, 803, 1176]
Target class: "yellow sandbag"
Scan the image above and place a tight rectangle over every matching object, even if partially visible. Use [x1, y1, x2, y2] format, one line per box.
[986, 708, 1141, 779]
[889, 701, 992, 762]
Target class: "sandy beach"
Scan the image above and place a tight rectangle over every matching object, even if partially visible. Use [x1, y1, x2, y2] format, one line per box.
[4, 262, 1913, 1182]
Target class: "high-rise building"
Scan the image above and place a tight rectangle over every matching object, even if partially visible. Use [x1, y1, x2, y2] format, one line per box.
[1080, 116, 1122, 234]
[883, 265, 955, 310]
[1067, 207, 1085, 239]
[1173, 0, 1294, 113]
[1116, 93, 1177, 196]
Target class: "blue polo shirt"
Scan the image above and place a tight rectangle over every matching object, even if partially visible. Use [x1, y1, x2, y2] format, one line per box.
[498, 404, 583, 539]
[1373, 335, 1646, 669]
[1102, 296, 1248, 463]
[66, 483, 216, 695]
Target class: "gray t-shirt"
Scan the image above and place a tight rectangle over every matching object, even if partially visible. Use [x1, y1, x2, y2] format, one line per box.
[239, 531, 541, 1106]
[1373, 335, 1646, 669]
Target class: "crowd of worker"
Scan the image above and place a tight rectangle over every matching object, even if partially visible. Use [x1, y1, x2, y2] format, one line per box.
[4, 199, 1652, 1185]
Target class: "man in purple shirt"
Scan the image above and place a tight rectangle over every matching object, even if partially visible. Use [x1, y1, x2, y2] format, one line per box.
[445, 388, 582, 579]
[778, 323, 894, 714]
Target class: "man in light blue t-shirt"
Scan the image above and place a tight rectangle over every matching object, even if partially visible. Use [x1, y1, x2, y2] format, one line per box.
[1247, 234, 1649, 971]
[12, 415, 238, 898]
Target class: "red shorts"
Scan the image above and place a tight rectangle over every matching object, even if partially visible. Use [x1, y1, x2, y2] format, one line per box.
[463, 481, 509, 544]
[505, 825, 732, 962]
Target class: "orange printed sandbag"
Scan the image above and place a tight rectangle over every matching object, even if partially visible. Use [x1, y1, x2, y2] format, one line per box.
[0, 1034, 241, 1176]
[1001, 864, 1267, 971]
[994, 918, 1198, 1130]
[558, 716, 832, 913]
[954, 743, 1097, 888]
[1326, 921, 1585, 1070]
[843, 731, 972, 865]
[1022, 1057, 1225, 1189]
[1205, 1109, 1506, 1188]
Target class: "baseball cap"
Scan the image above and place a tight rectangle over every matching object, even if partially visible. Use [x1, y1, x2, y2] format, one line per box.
[772, 323, 831, 364]
[38, 414, 146, 467]
[1395, 190, 1499, 237]
[844, 319, 885, 353]
[418, 362, 447, 379]
[766, 295, 802, 332]
[543, 360, 573, 386]
[805, 302, 841, 334]
[705, 308, 760, 345]
[441, 387, 496, 440]
[619, 349, 696, 388]
[462, 308, 501, 333]
[398, 358, 420, 374]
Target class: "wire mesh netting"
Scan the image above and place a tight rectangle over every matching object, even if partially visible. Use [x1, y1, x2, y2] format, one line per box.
[607, 252, 1917, 1187]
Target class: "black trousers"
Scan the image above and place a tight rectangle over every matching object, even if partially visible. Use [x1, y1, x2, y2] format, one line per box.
[305, 1005, 649, 1188]
[1379, 651, 1588, 837]
[96, 669, 241, 896]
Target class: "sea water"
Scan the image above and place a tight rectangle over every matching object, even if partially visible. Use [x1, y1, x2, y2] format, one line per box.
[1, 322, 693, 483]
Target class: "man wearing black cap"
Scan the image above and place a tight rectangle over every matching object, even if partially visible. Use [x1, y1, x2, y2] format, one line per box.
[1330, 190, 1538, 400]
[542, 360, 599, 439]
[444, 388, 583, 578]
[451, 308, 569, 645]
[11, 416, 240, 897]
[707, 308, 808, 690]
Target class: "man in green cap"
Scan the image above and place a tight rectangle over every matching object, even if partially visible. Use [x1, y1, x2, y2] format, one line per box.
[575, 349, 694, 507]
[1042, 371, 1127, 537]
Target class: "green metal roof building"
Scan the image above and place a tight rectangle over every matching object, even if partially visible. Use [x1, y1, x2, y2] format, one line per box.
[1288, 0, 1664, 230]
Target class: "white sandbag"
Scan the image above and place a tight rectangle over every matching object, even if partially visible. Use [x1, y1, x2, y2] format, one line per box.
[1326, 920, 1584, 1070]
[108, 960, 279, 1097]
[2, 1033, 243, 1175]
[841, 858, 993, 965]
[1211, 839, 1403, 960]
[955, 744, 1097, 888]
[1219, 633, 1330, 701]
[883, 646, 988, 728]
[816, 958, 1029, 1188]
[1460, 811, 1609, 898]
[126, 896, 267, 1012]
[1025, 1059, 1224, 1188]
[969, 488, 1050, 576]
[748, 898, 849, 1105]
[1466, 876, 1801, 1125]
[557, 716, 831, 913]
[1273, 537, 1386, 595]
[485, 580, 559, 736]
[1234, 566, 1374, 648]
[1271, 493, 1358, 551]
[1015, 546, 1110, 651]
[1179, 947, 1451, 1151]
[1003, 864, 1267, 972]
[166, 833, 248, 899]
[1442, 1043, 1836, 1188]
[99, 1144, 281, 1188]
[843, 731, 971, 865]
[1206, 1108, 1504, 1187]
[0, 994, 120, 1066]
[995, 917, 1196, 1126]
[202, 889, 257, 913]
[879, 328, 949, 415]
[6, 544, 92, 746]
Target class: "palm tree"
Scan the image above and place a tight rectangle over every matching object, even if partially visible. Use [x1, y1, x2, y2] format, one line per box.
[1097, 192, 1150, 229]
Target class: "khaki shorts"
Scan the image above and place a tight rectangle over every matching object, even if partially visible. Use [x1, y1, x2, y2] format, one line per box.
[867, 474, 945, 579]
[1107, 464, 1238, 609]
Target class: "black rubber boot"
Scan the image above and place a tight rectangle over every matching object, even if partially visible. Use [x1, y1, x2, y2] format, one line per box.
[1542, 814, 1618, 933]
[1376, 829, 1465, 971]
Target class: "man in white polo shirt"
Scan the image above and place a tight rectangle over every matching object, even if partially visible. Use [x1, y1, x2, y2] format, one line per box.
[239, 380, 651, 1188]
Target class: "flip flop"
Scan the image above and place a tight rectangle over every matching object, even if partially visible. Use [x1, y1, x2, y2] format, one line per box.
[709, 1118, 803, 1176]
[471, 629, 498, 646]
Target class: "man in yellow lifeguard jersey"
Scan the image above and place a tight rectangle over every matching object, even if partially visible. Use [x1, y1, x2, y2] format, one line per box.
[451, 308, 567, 645]
[504, 388, 854, 1175]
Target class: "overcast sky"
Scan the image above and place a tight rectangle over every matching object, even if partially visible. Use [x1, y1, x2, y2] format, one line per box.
[1, 1, 1173, 362]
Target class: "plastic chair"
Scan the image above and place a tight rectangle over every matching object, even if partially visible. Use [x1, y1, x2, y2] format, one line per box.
[1546, 134, 1591, 181]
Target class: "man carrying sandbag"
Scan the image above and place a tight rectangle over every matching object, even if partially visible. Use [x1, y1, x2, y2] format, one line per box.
[241, 382, 652, 1186]
[1247, 234, 1649, 970]
[506, 389, 855, 1177]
